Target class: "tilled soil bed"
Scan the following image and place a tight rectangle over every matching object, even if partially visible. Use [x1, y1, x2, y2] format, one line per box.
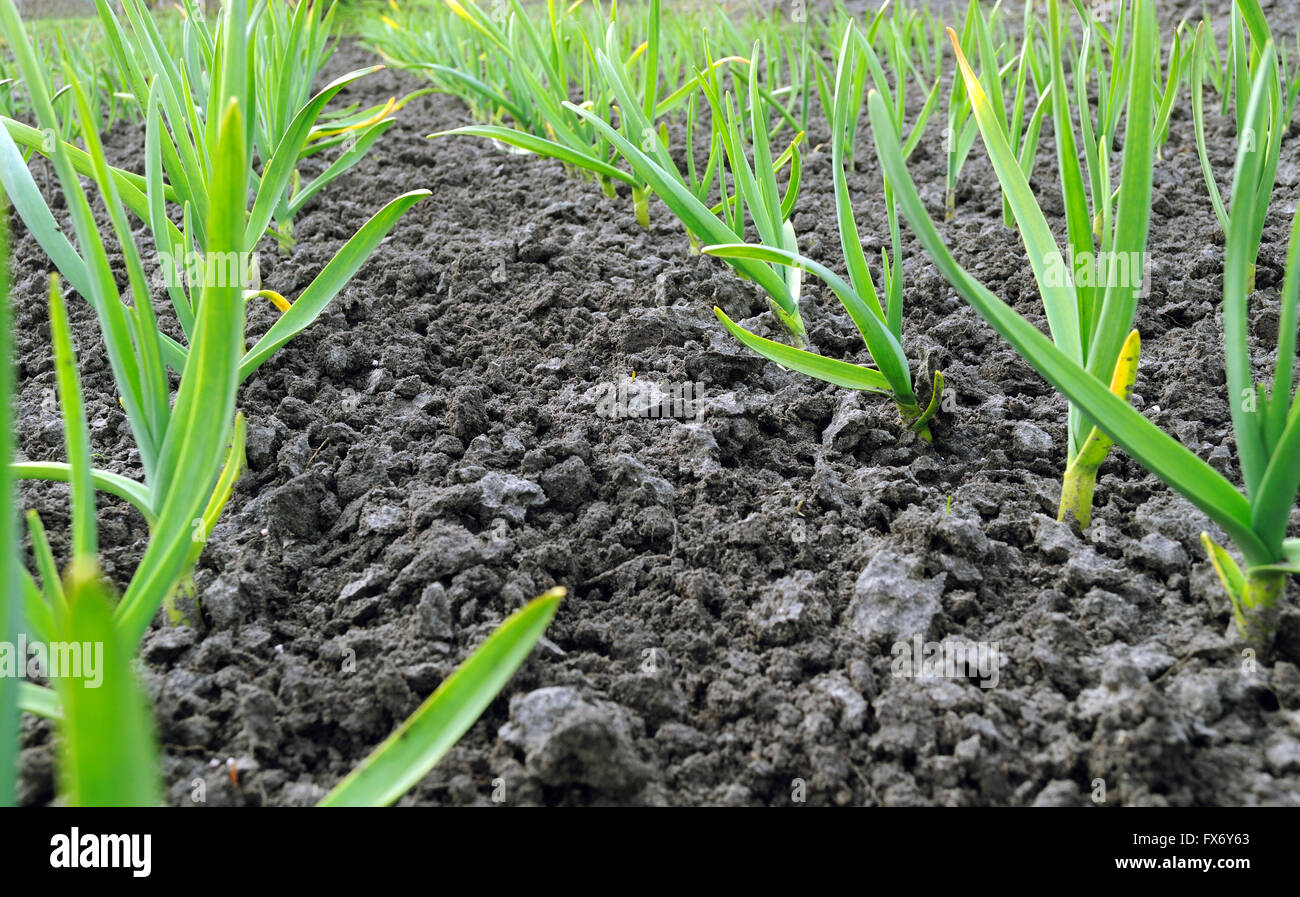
[12, 4, 1300, 805]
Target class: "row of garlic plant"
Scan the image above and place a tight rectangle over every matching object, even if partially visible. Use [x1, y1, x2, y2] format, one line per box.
[372, 0, 823, 226]
[0, 15, 155, 143]
[869, 0, 1300, 648]
[0, 0, 560, 806]
[385, 0, 1297, 646]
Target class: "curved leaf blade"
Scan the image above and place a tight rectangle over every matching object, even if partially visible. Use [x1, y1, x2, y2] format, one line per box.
[240, 189, 430, 380]
[713, 306, 892, 394]
[319, 588, 563, 807]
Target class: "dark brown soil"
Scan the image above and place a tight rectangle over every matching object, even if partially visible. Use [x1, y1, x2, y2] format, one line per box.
[10, 2, 1300, 806]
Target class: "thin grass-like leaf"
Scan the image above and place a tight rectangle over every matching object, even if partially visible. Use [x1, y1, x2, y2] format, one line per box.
[712, 307, 892, 393]
[0, 193, 15, 807]
[240, 189, 431, 380]
[47, 277, 96, 563]
[319, 588, 563, 807]
[55, 561, 160, 807]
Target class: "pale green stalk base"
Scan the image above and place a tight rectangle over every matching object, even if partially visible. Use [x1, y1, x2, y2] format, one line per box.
[272, 218, 294, 253]
[1058, 461, 1099, 528]
[1203, 532, 1288, 651]
[896, 371, 945, 443]
[1233, 569, 1284, 650]
[898, 402, 933, 443]
[162, 583, 193, 626]
[1058, 331, 1141, 530]
[1058, 414, 1120, 529]
[1246, 261, 1256, 294]
[633, 186, 649, 228]
[762, 297, 807, 348]
[600, 178, 617, 200]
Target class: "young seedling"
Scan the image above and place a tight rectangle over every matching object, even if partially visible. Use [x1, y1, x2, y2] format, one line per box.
[705, 21, 943, 441]
[874, 3, 1300, 650]
[428, 0, 745, 226]
[423, 0, 631, 208]
[943, 0, 1024, 220]
[565, 38, 808, 342]
[982, 0, 1052, 227]
[810, 1, 940, 174]
[924, 0, 1159, 526]
[1153, 22, 1193, 157]
[1191, 0, 1284, 293]
[0, 0, 428, 382]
